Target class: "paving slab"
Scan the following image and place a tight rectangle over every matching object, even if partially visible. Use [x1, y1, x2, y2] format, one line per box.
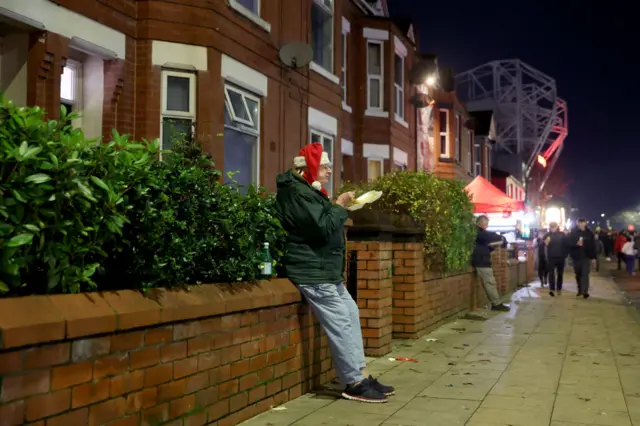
[241, 272, 640, 426]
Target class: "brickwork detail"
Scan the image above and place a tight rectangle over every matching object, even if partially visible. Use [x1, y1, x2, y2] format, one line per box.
[348, 241, 394, 356]
[0, 283, 333, 426]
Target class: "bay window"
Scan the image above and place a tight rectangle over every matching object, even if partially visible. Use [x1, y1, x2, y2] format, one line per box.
[439, 109, 450, 158]
[161, 71, 196, 151]
[367, 40, 383, 112]
[311, 0, 334, 75]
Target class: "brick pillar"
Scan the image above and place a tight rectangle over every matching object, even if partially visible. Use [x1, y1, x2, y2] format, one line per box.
[492, 248, 509, 293]
[26, 32, 69, 119]
[347, 241, 393, 356]
[102, 58, 125, 140]
[391, 242, 426, 339]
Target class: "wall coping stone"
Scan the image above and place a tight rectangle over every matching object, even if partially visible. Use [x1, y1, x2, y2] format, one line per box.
[0, 279, 300, 350]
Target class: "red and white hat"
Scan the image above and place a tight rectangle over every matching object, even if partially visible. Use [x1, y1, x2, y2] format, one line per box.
[294, 143, 330, 193]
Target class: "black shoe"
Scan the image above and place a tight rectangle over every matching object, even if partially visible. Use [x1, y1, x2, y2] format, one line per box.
[583, 293, 590, 299]
[369, 376, 395, 396]
[342, 378, 388, 403]
[491, 303, 510, 312]
[549, 291, 555, 297]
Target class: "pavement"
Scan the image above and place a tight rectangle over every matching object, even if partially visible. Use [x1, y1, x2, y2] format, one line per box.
[241, 267, 640, 426]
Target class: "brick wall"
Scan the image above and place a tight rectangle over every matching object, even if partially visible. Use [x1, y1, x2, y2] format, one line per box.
[0, 280, 333, 426]
[348, 242, 394, 357]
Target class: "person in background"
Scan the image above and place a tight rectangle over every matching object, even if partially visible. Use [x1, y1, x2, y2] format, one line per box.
[615, 231, 628, 271]
[600, 229, 612, 261]
[634, 232, 640, 271]
[594, 234, 604, 272]
[472, 215, 510, 311]
[275, 143, 394, 403]
[545, 222, 568, 297]
[567, 218, 597, 299]
[622, 236, 637, 276]
[534, 231, 548, 287]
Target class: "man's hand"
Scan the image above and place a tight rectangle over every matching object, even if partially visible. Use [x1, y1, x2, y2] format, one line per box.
[336, 191, 356, 207]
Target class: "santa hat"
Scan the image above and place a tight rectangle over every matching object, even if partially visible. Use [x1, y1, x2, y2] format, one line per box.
[293, 143, 331, 194]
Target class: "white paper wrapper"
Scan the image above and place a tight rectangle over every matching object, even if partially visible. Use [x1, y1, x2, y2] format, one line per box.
[345, 191, 382, 212]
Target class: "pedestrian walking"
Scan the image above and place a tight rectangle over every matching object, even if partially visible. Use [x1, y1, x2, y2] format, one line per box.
[534, 231, 548, 287]
[472, 215, 510, 311]
[634, 233, 640, 271]
[567, 218, 597, 299]
[622, 236, 637, 276]
[615, 231, 627, 270]
[594, 234, 604, 272]
[275, 143, 394, 403]
[545, 222, 568, 297]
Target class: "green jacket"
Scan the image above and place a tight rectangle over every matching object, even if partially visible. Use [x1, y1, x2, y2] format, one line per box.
[275, 170, 348, 285]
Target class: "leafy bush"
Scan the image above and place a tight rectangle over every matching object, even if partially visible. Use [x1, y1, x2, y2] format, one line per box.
[103, 137, 286, 291]
[0, 100, 286, 297]
[342, 170, 475, 273]
[0, 101, 155, 295]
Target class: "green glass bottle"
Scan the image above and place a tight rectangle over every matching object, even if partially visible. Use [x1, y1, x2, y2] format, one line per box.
[259, 242, 273, 280]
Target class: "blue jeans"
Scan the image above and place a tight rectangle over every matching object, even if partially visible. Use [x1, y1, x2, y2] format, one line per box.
[297, 283, 366, 386]
[626, 255, 635, 276]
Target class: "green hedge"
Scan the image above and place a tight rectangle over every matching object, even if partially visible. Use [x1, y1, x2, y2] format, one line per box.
[0, 100, 285, 297]
[343, 171, 476, 273]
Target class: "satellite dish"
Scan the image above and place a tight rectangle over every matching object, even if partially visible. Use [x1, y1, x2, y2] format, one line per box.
[278, 43, 313, 69]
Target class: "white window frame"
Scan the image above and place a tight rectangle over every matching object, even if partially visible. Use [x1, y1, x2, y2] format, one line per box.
[484, 144, 491, 178]
[455, 114, 461, 163]
[367, 158, 384, 182]
[61, 59, 83, 128]
[366, 40, 384, 114]
[341, 17, 351, 113]
[161, 70, 197, 151]
[439, 109, 450, 158]
[310, 128, 335, 196]
[227, 0, 271, 33]
[474, 143, 481, 177]
[393, 36, 407, 127]
[224, 83, 262, 186]
[467, 130, 473, 173]
[310, 0, 338, 84]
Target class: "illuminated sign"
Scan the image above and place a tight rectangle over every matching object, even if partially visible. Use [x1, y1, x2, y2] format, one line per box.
[537, 155, 547, 168]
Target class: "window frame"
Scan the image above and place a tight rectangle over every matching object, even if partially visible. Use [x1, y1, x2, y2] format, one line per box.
[310, 0, 335, 76]
[309, 128, 335, 196]
[223, 82, 262, 186]
[366, 40, 384, 112]
[367, 158, 385, 182]
[455, 114, 462, 163]
[224, 84, 260, 128]
[439, 109, 450, 158]
[484, 144, 491, 178]
[60, 59, 83, 128]
[467, 129, 474, 173]
[161, 70, 197, 119]
[341, 18, 351, 112]
[393, 53, 405, 122]
[474, 143, 481, 177]
[227, 0, 271, 33]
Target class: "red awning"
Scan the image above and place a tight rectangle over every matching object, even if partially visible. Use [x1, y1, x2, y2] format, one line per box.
[465, 176, 525, 213]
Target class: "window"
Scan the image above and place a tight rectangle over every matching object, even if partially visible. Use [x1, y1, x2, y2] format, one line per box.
[341, 25, 349, 111]
[61, 60, 81, 125]
[394, 53, 404, 121]
[366, 41, 383, 110]
[310, 129, 335, 195]
[467, 130, 473, 173]
[474, 143, 481, 176]
[228, 0, 271, 32]
[509, 184, 513, 198]
[455, 115, 462, 163]
[161, 71, 196, 151]
[394, 161, 407, 171]
[484, 145, 491, 178]
[224, 84, 261, 188]
[439, 109, 449, 158]
[311, 0, 334, 73]
[368, 159, 384, 182]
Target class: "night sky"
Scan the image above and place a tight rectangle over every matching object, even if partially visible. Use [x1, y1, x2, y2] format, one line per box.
[390, 0, 639, 222]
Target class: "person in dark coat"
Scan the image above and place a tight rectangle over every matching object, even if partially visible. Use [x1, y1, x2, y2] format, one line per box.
[471, 215, 510, 312]
[275, 143, 393, 403]
[544, 222, 568, 297]
[566, 218, 597, 298]
[535, 231, 548, 287]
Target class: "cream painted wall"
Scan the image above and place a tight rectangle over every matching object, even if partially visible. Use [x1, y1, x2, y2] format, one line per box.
[0, 33, 28, 106]
[81, 57, 104, 140]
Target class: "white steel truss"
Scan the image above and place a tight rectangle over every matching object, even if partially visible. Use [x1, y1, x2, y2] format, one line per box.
[455, 59, 568, 189]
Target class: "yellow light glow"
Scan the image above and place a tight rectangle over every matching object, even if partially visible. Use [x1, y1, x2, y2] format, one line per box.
[545, 207, 561, 224]
[426, 76, 435, 86]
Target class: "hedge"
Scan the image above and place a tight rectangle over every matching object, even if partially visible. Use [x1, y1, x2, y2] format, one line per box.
[0, 100, 285, 297]
[342, 170, 476, 273]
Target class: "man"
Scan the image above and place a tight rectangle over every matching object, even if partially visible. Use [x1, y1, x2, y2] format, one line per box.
[472, 215, 510, 311]
[545, 222, 568, 297]
[567, 218, 597, 298]
[615, 231, 627, 270]
[275, 143, 393, 403]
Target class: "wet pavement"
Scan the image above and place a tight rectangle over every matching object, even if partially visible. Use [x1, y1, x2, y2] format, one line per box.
[241, 271, 640, 426]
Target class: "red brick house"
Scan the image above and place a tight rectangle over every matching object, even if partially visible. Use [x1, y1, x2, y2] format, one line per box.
[0, 0, 490, 192]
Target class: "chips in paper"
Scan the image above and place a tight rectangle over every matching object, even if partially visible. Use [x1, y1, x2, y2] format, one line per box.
[346, 190, 382, 211]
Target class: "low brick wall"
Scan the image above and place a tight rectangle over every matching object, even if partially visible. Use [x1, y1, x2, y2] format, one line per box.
[0, 280, 333, 426]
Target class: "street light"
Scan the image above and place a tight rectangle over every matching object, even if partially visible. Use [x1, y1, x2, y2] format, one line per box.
[601, 213, 605, 217]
